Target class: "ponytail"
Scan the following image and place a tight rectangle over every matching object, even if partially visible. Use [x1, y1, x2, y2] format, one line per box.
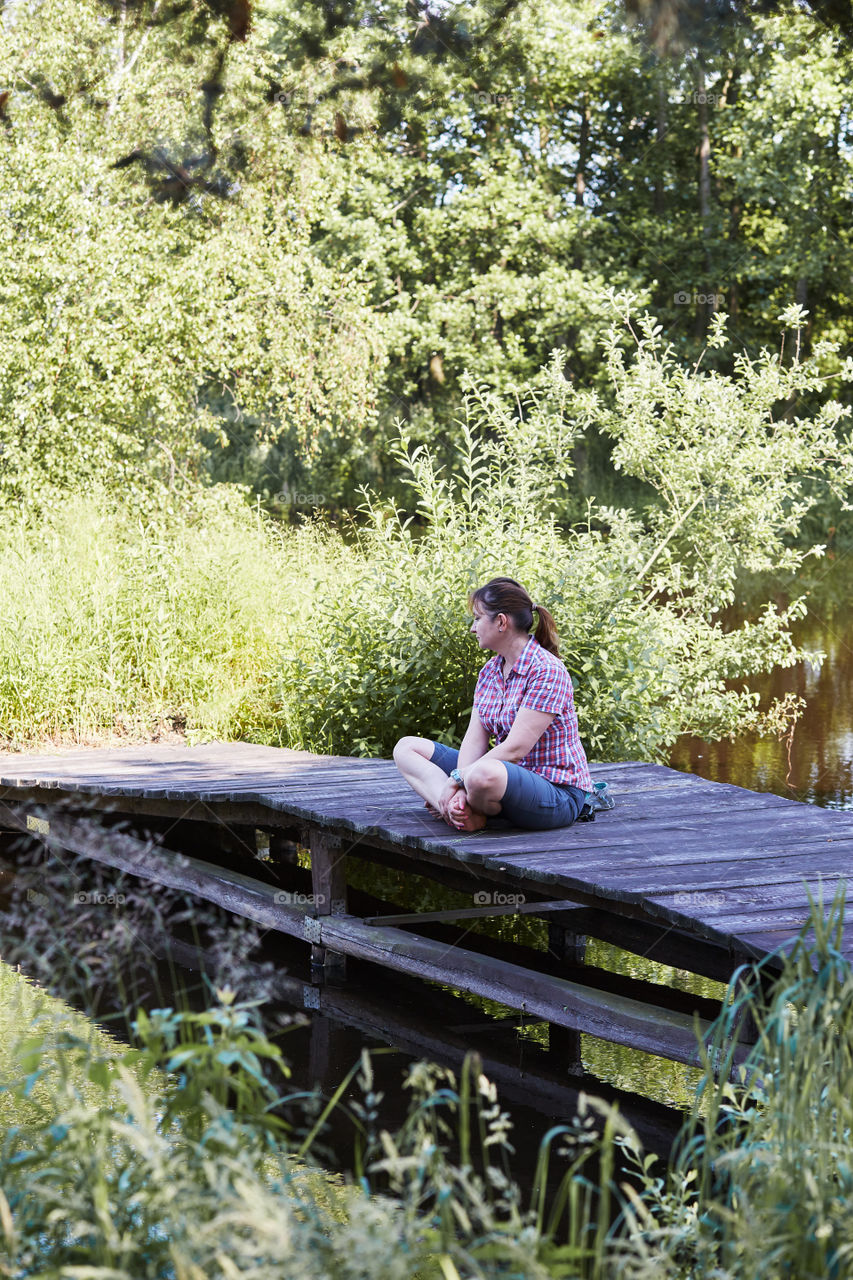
[533, 603, 560, 658]
[469, 577, 561, 658]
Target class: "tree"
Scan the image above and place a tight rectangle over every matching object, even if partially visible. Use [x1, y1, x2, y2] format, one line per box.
[0, 0, 386, 504]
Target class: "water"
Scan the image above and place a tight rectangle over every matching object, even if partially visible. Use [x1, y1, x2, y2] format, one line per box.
[670, 553, 853, 808]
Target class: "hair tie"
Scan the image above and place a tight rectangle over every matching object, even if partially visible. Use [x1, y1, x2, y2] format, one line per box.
[533, 603, 541, 611]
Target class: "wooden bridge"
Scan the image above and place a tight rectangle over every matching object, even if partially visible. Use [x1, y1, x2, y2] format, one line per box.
[1, 742, 850, 1072]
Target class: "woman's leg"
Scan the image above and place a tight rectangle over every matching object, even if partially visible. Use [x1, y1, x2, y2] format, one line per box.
[394, 738, 489, 832]
[462, 758, 507, 817]
[393, 737, 458, 812]
[498, 764, 584, 830]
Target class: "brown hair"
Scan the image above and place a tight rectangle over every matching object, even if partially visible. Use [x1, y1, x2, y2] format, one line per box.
[468, 577, 560, 657]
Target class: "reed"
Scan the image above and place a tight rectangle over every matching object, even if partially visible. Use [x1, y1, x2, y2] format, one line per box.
[0, 486, 343, 749]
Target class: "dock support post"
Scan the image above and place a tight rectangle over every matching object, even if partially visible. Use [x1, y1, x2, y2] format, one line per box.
[308, 830, 347, 979]
[731, 969, 770, 1046]
[548, 919, 587, 967]
[548, 919, 586, 1074]
[549, 1023, 583, 1076]
[307, 1011, 353, 1096]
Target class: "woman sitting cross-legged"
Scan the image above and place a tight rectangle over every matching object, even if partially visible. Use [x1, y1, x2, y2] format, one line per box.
[393, 577, 594, 832]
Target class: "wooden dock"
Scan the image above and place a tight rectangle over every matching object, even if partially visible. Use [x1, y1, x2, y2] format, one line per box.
[1, 742, 851, 1071]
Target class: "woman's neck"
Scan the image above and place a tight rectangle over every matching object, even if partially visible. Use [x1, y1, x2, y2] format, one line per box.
[496, 630, 531, 674]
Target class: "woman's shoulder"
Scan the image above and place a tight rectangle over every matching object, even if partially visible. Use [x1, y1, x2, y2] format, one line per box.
[525, 640, 573, 686]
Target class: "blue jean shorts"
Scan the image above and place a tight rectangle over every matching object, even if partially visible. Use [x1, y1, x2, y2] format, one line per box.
[429, 741, 586, 831]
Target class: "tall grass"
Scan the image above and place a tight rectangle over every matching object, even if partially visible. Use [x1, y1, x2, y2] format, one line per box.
[1, 886, 852, 1278]
[654, 883, 853, 1280]
[0, 486, 347, 748]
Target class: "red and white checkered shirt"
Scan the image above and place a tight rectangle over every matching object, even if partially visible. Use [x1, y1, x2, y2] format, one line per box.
[473, 637, 594, 791]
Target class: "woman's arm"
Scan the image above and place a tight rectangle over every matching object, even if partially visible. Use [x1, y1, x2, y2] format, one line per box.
[436, 710, 490, 821]
[483, 707, 554, 765]
[453, 708, 554, 789]
[457, 710, 490, 770]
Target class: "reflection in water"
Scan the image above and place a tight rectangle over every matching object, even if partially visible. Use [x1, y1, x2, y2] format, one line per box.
[670, 554, 853, 808]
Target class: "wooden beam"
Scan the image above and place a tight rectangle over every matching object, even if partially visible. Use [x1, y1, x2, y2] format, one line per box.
[308, 829, 347, 977]
[0, 803, 742, 1071]
[363, 899, 583, 928]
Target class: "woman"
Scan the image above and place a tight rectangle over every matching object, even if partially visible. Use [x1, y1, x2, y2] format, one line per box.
[393, 577, 594, 831]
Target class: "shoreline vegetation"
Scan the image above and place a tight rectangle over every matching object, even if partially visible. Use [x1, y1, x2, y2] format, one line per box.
[1, 891, 850, 1279]
[2, 311, 851, 763]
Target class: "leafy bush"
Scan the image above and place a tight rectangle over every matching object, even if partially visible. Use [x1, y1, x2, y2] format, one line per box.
[279, 306, 852, 761]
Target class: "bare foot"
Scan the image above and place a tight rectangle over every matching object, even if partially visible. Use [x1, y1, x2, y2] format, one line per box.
[424, 800, 440, 817]
[446, 793, 487, 833]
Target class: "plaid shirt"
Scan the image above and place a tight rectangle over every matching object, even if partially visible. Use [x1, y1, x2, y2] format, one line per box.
[473, 637, 593, 791]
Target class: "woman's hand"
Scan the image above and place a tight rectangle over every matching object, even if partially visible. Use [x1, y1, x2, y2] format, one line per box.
[437, 777, 463, 821]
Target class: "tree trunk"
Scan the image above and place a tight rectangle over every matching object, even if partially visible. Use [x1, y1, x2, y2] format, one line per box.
[695, 61, 713, 338]
[575, 96, 589, 207]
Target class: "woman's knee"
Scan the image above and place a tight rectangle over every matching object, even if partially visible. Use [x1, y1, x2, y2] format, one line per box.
[393, 735, 432, 767]
[465, 759, 507, 798]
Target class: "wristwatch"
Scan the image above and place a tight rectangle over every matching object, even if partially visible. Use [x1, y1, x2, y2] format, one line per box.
[450, 768, 466, 788]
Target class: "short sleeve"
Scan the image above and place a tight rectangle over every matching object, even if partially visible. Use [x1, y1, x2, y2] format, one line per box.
[521, 663, 571, 717]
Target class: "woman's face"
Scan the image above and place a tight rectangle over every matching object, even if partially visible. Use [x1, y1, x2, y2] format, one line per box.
[470, 603, 504, 651]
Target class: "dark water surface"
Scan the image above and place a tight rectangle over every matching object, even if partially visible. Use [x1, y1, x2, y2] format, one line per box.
[670, 553, 853, 808]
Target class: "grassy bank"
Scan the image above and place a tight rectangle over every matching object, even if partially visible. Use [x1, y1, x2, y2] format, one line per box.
[0, 486, 337, 750]
[1, 892, 851, 1278]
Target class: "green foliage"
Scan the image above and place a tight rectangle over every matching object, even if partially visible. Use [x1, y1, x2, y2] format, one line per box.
[279, 308, 852, 761]
[4, 893, 853, 1278]
[0, 0, 386, 506]
[616, 884, 853, 1280]
[0, 307, 846, 762]
[0, 972, 638, 1280]
[0, 484, 308, 747]
[2, 0, 851, 508]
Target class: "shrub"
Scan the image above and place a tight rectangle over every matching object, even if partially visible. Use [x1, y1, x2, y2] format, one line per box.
[279, 306, 852, 761]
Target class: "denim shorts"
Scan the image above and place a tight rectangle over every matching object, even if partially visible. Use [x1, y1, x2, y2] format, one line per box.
[429, 741, 586, 831]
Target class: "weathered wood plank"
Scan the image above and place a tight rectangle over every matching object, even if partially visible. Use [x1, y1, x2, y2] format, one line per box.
[2, 742, 851, 980]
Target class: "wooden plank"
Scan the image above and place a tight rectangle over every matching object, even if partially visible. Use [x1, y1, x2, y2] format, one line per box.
[485, 827, 853, 869]
[599, 853, 853, 894]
